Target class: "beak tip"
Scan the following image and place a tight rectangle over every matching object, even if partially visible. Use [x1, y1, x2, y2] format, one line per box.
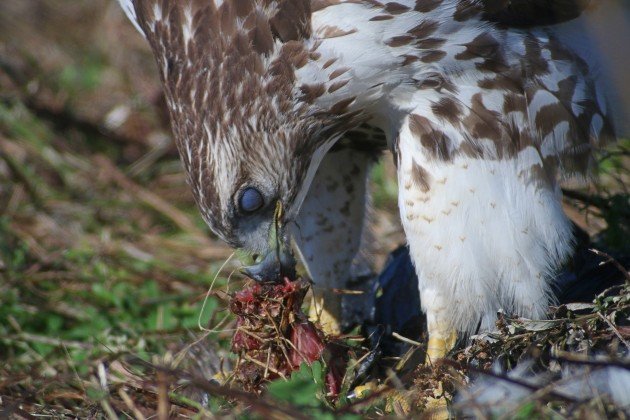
[240, 266, 263, 282]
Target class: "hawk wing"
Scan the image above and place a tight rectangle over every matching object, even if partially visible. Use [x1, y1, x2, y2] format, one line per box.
[298, 1, 616, 180]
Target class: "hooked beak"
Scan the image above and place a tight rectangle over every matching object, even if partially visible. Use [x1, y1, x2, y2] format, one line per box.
[240, 202, 297, 283]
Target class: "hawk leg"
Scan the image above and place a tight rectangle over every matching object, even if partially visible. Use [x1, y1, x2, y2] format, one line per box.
[422, 288, 457, 364]
[421, 289, 457, 419]
[292, 146, 376, 335]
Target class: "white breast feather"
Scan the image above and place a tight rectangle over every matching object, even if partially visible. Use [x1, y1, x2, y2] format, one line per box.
[397, 106, 576, 332]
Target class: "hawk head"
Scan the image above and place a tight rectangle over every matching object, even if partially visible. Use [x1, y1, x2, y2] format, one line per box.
[132, 0, 337, 280]
[176, 115, 327, 281]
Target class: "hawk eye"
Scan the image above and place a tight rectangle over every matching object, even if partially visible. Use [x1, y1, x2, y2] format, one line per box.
[239, 187, 264, 213]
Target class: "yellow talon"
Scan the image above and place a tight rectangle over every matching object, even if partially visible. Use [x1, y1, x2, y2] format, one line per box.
[351, 381, 380, 399]
[425, 329, 457, 364]
[422, 323, 457, 418]
[385, 389, 412, 416]
[351, 381, 411, 416]
[308, 289, 342, 336]
[424, 395, 450, 419]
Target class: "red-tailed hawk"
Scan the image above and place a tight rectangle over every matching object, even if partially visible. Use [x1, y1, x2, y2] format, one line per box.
[118, 0, 627, 361]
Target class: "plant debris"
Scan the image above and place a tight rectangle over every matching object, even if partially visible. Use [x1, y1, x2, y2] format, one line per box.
[228, 278, 348, 397]
[446, 281, 630, 417]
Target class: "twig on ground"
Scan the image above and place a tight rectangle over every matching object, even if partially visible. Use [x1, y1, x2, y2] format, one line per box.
[0, 137, 46, 210]
[391, 332, 423, 347]
[551, 350, 630, 370]
[4, 333, 92, 350]
[125, 357, 310, 419]
[597, 312, 630, 351]
[439, 359, 579, 404]
[589, 248, 630, 283]
[156, 371, 170, 420]
[118, 388, 146, 420]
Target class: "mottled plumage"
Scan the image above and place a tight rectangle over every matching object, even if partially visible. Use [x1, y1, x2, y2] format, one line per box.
[119, 0, 626, 345]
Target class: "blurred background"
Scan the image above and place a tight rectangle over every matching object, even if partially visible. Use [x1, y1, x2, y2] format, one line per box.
[0, 1, 627, 417]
